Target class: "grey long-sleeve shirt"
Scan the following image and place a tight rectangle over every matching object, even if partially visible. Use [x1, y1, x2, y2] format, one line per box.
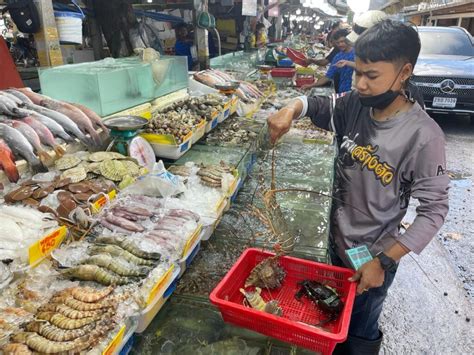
[297, 91, 449, 267]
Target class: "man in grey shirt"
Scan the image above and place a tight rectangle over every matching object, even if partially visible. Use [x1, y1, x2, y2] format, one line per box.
[268, 20, 449, 354]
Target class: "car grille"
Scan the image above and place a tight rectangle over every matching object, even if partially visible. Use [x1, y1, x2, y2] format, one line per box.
[411, 76, 474, 98]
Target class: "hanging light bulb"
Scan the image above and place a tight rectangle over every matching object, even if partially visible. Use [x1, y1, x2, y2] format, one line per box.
[296, 9, 301, 15]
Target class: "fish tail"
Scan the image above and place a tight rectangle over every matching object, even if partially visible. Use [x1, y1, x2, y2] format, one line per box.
[30, 157, 48, 174]
[37, 149, 53, 166]
[59, 131, 75, 143]
[53, 144, 66, 158]
[89, 128, 103, 147]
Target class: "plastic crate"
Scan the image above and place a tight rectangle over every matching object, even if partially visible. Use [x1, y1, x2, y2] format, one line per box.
[286, 48, 308, 67]
[135, 266, 180, 333]
[271, 68, 296, 78]
[210, 248, 356, 355]
[296, 77, 315, 88]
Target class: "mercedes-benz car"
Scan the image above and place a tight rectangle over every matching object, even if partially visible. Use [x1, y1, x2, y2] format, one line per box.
[411, 26, 474, 122]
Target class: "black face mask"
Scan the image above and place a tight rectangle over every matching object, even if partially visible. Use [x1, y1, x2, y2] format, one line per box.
[359, 90, 400, 109]
[359, 65, 406, 110]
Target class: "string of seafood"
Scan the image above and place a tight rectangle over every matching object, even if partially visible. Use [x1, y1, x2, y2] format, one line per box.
[0, 88, 108, 183]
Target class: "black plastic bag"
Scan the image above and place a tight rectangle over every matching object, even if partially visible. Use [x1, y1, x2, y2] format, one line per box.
[5, 0, 41, 34]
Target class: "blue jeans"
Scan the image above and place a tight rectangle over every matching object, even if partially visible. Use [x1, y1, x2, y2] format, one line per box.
[329, 247, 397, 340]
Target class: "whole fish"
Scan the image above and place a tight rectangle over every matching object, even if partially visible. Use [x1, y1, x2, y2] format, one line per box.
[0, 91, 25, 105]
[22, 103, 91, 146]
[41, 99, 102, 146]
[4, 89, 34, 105]
[11, 120, 52, 165]
[0, 94, 26, 117]
[16, 87, 45, 105]
[0, 123, 46, 173]
[69, 102, 108, 133]
[0, 138, 20, 182]
[22, 116, 66, 157]
[21, 111, 75, 144]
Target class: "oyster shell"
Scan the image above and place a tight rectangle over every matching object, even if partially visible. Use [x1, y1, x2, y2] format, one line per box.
[61, 166, 87, 183]
[99, 160, 127, 181]
[55, 155, 81, 170]
[89, 151, 127, 162]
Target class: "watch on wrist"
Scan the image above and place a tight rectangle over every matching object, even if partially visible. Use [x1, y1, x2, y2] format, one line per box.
[375, 252, 397, 272]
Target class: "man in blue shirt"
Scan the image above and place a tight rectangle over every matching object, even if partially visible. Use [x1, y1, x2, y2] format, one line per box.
[175, 23, 195, 71]
[304, 29, 355, 93]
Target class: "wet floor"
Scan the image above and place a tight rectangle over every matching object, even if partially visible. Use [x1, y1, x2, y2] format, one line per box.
[380, 114, 474, 354]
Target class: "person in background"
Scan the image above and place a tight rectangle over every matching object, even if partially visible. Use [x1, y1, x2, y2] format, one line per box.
[305, 29, 350, 67]
[326, 21, 341, 46]
[303, 29, 354, 93]
[174, 23, 195, 70]
[249, 22, 268, 48]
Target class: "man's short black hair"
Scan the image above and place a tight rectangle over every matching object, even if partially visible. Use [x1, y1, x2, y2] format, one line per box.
[355, 19, 421, 67]
[175, 22, 188, 30]
[331, 29, 349, 41]
[331, 22, 341, 30]
[256, 23, 265, 31]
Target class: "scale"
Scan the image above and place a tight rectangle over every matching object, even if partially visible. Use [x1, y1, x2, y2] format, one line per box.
[214, 81, 240, 96]
[103, 115, 156, 171]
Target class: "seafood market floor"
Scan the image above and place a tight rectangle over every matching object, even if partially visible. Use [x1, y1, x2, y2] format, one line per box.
[381, 115, 473, 354]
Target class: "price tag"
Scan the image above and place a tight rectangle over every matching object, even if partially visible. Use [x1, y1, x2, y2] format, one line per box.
[146, 265, 175, 306]
[211, 110, 219, 119]
[102, 325, 126, 355]
[29, 226, 67, 266]
[182, 224, 202, 258]
[91, 190, 116, 214]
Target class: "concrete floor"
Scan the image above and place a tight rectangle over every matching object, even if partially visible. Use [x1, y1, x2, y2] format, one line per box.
[380, 115, 473, 354]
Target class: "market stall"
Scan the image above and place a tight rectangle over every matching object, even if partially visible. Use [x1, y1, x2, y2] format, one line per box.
[0, 39, 356, 354]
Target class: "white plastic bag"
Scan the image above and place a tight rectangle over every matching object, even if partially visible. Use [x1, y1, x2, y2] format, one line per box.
[123, 161, 185, 198]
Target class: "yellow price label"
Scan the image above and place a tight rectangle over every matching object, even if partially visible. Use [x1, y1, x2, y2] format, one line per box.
[91, 190, 116, 214]
[224, 100, 231, 110]
[146, 265, 175, 306]
[211, 110, 219, 119]
[196, 119, 206, 129]
[102, 325, 126, 355]
[182, 224, 202, 258]
[227, 177, 239, 197]
[29, 226, 67, 266]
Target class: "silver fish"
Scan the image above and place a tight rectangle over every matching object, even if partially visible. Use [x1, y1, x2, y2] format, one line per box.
[0, 94, 26, 117]
[24, 103, 92, 146]
[23, 111, 75, 143]
[41, 99, 102, 146]
[0, 123, 46, 173]
[4, 89, 34, 105]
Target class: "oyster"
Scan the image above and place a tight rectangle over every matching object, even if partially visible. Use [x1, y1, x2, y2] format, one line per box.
[99, 160, 127, 181]
[55, 155, 81, 170]
[121, 160, 140, 177]
[61, 166, 87, 183]
[89, 151, 126, 162]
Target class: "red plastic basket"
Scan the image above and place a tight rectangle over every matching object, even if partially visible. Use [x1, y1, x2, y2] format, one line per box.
[296, 76, 315, 87]
[210, 248, 356, 355]
[271, 68, 296, 78]
[287, 48, 309, 67]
